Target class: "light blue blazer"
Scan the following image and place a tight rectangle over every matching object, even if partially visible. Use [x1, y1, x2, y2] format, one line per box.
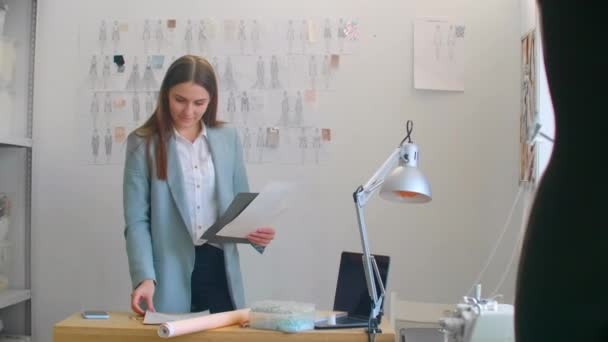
[123, 125, 259, 313]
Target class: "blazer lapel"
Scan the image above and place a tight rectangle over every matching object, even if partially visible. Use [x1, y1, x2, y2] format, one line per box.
[206, 127, 228, 213]
[166, 137, 191, 229]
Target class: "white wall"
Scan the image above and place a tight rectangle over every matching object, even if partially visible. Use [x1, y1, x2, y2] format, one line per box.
[32, 1, 522, 341]
[520, 0, 537, 36]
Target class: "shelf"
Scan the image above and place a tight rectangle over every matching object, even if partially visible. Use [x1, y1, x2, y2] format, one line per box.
[0, 289, 31, 310]
[0, 137, 33, 148]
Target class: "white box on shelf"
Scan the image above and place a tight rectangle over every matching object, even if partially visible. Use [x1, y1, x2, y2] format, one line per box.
[0, 193, 11, 291]
[0, 335, 31, 342]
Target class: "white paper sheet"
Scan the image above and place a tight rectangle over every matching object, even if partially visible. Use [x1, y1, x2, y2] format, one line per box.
[143, 310, 209, 325]
[414, 17, 465, 91]
[217, 181, 291, 238]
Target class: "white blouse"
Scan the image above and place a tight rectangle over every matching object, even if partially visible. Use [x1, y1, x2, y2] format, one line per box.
[173, 126, 219, 247]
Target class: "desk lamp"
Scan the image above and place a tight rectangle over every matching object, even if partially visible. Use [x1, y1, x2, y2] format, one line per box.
[352, 120, 431, 341]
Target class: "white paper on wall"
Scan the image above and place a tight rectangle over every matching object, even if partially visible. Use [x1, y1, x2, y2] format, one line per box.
[414, 17, 465, 91]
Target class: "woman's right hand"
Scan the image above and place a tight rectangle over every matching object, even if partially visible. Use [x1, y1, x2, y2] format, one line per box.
[131, 279, 156, 315]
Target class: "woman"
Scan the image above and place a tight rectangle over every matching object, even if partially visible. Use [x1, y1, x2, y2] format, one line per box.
[123, 55, 275, 315]
[515, 2, 606, 341]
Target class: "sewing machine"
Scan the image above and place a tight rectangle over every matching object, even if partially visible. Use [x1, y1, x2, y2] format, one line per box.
[439, 286, 514, 342]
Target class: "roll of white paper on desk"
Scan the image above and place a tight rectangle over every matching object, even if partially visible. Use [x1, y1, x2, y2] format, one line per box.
[158, 309, 250, 338]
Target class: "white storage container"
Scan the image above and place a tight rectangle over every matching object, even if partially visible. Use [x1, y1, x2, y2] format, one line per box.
[249, 300, 315, 333]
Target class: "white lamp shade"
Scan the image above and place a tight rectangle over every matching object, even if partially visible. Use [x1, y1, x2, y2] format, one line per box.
[379, 166, 432, 203]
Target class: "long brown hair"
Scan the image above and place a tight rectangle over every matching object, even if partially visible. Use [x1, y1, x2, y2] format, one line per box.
[135, 55, 221, 180]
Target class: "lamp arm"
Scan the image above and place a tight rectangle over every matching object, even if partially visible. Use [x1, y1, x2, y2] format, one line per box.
[353, 188, 386, 338]
[352, 141, 415, 340]
[354, 196, 379, 306]
[371, 255, 386, 317]
[358, 148, 401, 206]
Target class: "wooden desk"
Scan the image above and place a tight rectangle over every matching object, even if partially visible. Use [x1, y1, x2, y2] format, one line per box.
[54, 312, 395, 342]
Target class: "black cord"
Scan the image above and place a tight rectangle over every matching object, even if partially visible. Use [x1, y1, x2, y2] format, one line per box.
[399, 120, 414, 145]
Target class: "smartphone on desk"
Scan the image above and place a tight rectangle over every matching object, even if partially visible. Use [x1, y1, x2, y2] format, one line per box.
[82, 310, 110, 319]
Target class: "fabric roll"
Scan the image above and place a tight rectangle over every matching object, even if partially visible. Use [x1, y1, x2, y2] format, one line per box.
[158, 308, 250, 338]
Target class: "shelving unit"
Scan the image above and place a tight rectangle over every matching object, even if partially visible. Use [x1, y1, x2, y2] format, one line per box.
[0, 137, 33, 148]
[0, 289, 31, 310]
[0, 0, 37, 338]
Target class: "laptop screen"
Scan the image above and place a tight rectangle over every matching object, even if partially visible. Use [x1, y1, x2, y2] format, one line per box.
[332, 251, 390, 319]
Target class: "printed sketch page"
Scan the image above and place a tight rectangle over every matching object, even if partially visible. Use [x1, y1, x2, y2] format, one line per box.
[202, 192, 258, 243]
[217, 181, 291, 238]
[414, 17, 465, 91]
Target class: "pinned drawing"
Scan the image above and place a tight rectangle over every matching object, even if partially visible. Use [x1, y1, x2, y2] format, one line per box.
[256, 126, 265, 163]
[298, 127, 308, 163]
[242, 126, 252, 162]
[322, 55, 332, 89]
[98, 20, 107, 52]
[222, 56, 237, 90]
[132, 92, 141, 123]
[143, 19, 151, 54]
[294, 91, 303, 127]
[240, 91, 250, 115]
[286, 20, 295, 54]
[103, 92, 112, 127]
[198, 19, 209, 54]
[142, 56, 158, 90]
[270, 55, 281, 88]
[184, 20, 194, 54]
[277, 91, 290, 127]
[308, 55, 317, 89]
[155, 19, 164, 52]
[166, 19, 177, 50]
[103, 92, 112, 114]
[226, 90, 236, 121]
[111, 20, 120, 53]
[266, 127, 280, 148]
[91, 128, 100, 163]
[88, 55, 98, 89]
[414, 17, 465, 91]
[312, 128, 322, 164]
[113, 55, 125, 73]
[90, 92, 100, 129]
[102, 55, 111, 88]
[126, 57, 142, 90]
[250, 19, 261, 54]
[323, 18, 332, 53]
[212, 56, 221, 85]
[145, 92, 155, 115]
[433, 24, 441, 60]
[447, 25, 456, 61]
[104, 127, 113, 163]
[299, 20, 309, 54]
[237, 19, 247, 55]
[114, 126, 127, 144]
[519, 29, 537, 185]
[337, 18, 346, 52]
[252, 56, 265, 89]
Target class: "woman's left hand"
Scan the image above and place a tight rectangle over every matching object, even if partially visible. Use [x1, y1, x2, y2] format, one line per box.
[246, 227, 276, 246]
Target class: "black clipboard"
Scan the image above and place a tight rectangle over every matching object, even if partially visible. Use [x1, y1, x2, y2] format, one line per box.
[202, 192, 259, 243]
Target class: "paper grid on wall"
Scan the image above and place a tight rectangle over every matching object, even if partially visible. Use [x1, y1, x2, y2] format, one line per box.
[77, 17, 361, 165]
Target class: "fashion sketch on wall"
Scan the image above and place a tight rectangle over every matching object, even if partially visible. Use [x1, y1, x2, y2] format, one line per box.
[519, 30, 537, 185]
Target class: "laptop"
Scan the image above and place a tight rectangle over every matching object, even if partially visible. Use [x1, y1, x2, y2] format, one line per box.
[315, 251, 390, 329]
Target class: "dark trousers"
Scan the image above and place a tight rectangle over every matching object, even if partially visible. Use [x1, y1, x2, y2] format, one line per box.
[191, 244, 235, 313]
